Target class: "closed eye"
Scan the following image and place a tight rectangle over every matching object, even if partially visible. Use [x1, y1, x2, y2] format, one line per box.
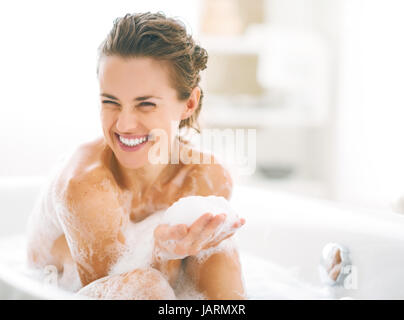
[101, 100, 155, 107]
[138, 102, 156, 107]
[102, 100, 118, 105]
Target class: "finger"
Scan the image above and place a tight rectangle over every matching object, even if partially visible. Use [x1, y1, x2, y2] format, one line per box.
[154, 224, 171, 242]
[169, 224, 188, 240]
[198, 213, 226, 240]
[206, 230, 235, 248]
[231, 217, 246, 229]
[189, 214, 226, 252]
[196, 215, 243, 248]
[192, 216, 245, 252]
[189, 212, 214, 231]
[155, 224, 188, 243]
[207, 218, 245, 247]
[182, 213, 213, 247]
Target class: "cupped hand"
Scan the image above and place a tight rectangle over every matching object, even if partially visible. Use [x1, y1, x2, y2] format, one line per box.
[153, 212, 245, 261]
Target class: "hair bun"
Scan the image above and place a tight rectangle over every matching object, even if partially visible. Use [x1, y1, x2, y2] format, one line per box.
[192, 44, 208, 71]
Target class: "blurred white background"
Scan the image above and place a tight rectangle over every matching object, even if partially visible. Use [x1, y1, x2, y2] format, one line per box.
[1, 0, 404, 212]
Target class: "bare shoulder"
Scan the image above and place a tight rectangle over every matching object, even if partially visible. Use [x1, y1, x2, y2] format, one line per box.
[49, 138, 127, 284]
[27, 137, 119, 269]
[56, 137, 116, 192]
[180, 148, 233, 200]
[54, 137, 123, 218]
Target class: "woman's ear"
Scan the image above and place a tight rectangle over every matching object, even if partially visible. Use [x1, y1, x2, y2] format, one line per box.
[181, 87, 201, 120]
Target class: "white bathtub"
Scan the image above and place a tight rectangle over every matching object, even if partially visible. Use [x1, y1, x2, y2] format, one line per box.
[1, 177, 404, 299]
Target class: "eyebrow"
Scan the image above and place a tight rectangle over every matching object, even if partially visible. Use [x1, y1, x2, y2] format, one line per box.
[100, 93, 162, 101]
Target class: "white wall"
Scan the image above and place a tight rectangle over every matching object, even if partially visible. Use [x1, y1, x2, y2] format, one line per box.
[0, 0, 201, 177]
[2, 0, 403, 211]
[335, 0, 404, 210]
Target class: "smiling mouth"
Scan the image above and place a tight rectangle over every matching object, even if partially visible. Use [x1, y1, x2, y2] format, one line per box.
[115, 133, 149, 147]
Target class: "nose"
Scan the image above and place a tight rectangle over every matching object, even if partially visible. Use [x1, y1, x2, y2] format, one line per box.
[116, 108, 139, 133]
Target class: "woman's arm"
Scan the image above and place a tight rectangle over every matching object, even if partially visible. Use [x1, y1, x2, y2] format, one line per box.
[151, 258, 183, 288]
[184, 247, 246, 300]
[58, 167, 126, 286]
[154, 162, 246, 299]
[183, 163, 246, 299]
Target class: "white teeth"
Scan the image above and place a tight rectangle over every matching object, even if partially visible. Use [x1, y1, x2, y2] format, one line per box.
[118, 135, 148, 147]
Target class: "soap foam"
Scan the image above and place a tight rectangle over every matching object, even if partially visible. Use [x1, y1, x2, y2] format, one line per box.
[109, 196, 240, 286]
[162, 196, 239, 227]
[1, 234, 335, 300]
[108, 210, 165, 275]
[158, 196, 240, 262]
[173, 266, 207, 300]
[78, 268, 176, 300]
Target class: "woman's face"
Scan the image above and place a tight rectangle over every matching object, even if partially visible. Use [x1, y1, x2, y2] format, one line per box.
[98, 56, 196, 169]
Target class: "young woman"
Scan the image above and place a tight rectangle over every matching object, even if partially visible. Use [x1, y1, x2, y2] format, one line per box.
[26, 12, 246, 300]
[26, 12, 344, 300]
